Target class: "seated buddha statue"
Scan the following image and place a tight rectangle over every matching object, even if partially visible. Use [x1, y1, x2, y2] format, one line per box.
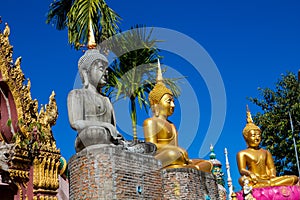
[67, 29, 122, 152]
[236, 106, 299, 188]
[143, 61, 212, 173]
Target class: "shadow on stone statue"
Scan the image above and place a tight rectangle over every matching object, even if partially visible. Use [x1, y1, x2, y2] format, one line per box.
[121, 140, 157, 155]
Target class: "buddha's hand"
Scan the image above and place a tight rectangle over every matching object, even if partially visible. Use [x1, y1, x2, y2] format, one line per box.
[249, 173, 258, 184]
[270, 174, 276, 178]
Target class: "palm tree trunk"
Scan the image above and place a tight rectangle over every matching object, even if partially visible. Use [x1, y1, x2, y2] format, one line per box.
[130, 96, 137, 143]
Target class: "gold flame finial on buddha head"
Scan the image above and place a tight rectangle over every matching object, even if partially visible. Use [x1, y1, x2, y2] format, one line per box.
[148, 59, 173, 106]
[242, 105, 261, 139]
[87, 20, 96, 49]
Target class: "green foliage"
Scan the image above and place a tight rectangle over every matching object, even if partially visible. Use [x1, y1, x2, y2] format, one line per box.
[11, 132, 17, 143]
[46, 0, 121, 49]
[24, 138, 30, 145]
[28, 121, 42, 132]
[33, 141, 39, 149]
[249, 71, 300, 175]
[18, 118, 24, 126]
[6, 118, 12, 127]
[103, 26, 181, 141]
[11, 121, 45, 150]
[46, 0, 74, 30]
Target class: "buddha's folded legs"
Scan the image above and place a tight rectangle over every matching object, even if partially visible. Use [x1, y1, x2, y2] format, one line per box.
[190, 159, 213, 173]
[156, 147, 189, 168]
[238, 175, 299, 188]
[270, 175, 299, 187]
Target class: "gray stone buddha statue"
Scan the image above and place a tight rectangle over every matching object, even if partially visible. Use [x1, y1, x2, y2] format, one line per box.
[67, 48, 123, 152]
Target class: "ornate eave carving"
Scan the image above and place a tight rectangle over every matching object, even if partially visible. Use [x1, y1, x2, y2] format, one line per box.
[0, 22, 61, 199]
[0, 23, 58, 148]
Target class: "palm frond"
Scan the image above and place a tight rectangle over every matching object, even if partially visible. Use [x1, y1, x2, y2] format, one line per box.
[47, 0, 121, 49]
[98, 2, 121, 42]
[163, 77, 184, 98]
[104, 25, 182, 141]
[46, 0, 74, 30]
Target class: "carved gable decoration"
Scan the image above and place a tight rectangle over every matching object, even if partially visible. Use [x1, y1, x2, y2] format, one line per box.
[0, 23, 61, 200]
[0, 23, 58, 147]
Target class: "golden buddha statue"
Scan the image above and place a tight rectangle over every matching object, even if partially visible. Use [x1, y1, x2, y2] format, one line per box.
[236, 106, 299, 188]
[143, 61, 212, 173]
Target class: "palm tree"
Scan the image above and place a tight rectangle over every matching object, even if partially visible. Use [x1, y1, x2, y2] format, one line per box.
[104, 26, 180, 143]
[46, 0, 120, 49]
[46, 2, 180, 143]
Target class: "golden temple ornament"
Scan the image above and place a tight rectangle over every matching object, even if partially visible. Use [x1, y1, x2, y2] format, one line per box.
[87, 19, 96, 49]
[0, 22, 62, 200]
[148, 59, 173, 106]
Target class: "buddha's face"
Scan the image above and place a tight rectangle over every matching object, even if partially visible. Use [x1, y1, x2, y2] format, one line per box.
[158, 93, 175, 117]
[88, 59, 108, 88]
[246, 129, 261, 148]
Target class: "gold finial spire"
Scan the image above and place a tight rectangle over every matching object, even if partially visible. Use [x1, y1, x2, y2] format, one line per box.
[157, 59, 163, 83]
[246, 105, 253, 123]
[87, 20, 96, 49]
[4, 22, 10, 37]
[148, 59, 173, 105]
[243, 105, 260, 138]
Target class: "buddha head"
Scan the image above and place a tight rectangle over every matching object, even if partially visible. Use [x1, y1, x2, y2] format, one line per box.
[77, 21, 109, 89]
[148, 60, 174, 117]
[78, 49, 108, 89]
[242, 106, 261, 148]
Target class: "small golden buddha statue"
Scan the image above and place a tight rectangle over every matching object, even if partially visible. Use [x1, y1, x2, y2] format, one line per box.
[236, 106, 299, 188]
[143, 61, 212, 173]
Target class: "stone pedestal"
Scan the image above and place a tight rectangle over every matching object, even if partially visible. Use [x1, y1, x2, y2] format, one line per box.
[69, 145, 220, 199]
[161, 168, 220, 199]
[68, 145, 162, 200]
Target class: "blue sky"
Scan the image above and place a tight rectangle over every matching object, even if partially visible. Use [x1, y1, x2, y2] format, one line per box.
[1, 0, 300, 192]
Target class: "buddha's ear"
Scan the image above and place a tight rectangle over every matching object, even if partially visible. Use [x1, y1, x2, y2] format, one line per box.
[82, 70, 89, 88]
[153, 104, 159, 117]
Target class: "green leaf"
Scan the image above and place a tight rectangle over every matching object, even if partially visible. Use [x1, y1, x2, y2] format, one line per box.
[6, 119, 12, 127]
